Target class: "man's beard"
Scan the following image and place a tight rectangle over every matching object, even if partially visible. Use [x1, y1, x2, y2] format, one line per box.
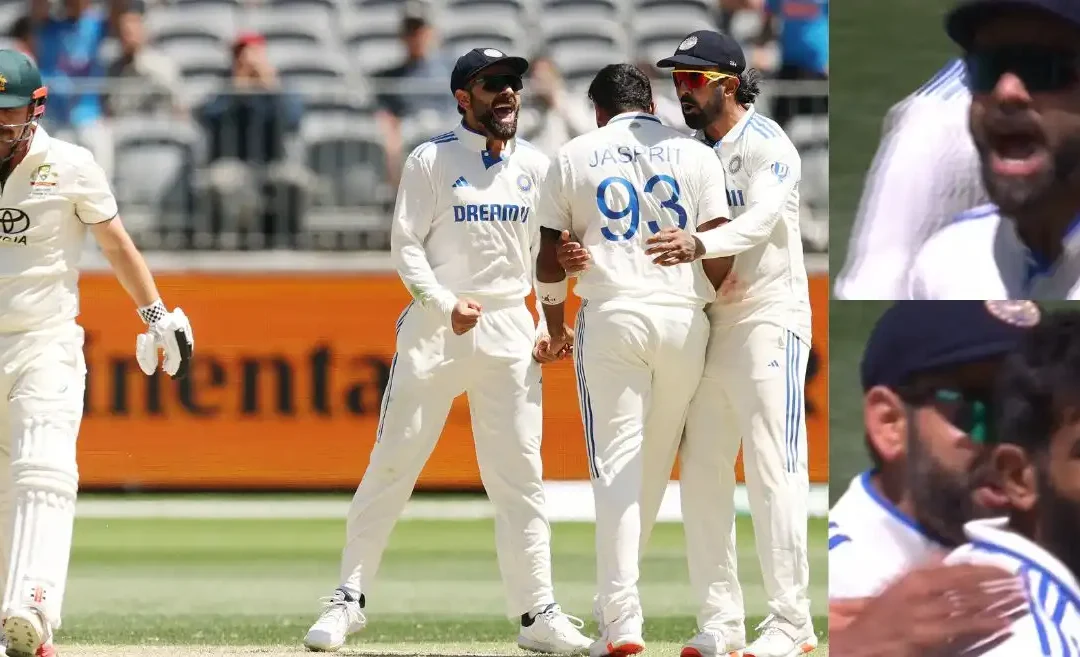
[978, 132, 1080, 216]
[907, 426, 989, 546]
[1035, 463, 1080, 579]
[680, 94, 722, 132]
[475, 102, 518, 140]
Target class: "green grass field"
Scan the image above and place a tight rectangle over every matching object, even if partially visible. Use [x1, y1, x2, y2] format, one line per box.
[55, 506, 828, 656]
[830, 0, 964, 281]
[828, 300, 1080, 505]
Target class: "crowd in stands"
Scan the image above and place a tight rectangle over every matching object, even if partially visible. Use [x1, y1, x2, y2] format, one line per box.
[3, 0, 828, 252]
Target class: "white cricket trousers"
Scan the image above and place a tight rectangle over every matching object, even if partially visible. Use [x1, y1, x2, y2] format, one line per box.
[681, 320, 811, 635]
[340, 298, 554, 618]
[0, 322, 85, 632]
[573, 299, 709, 626]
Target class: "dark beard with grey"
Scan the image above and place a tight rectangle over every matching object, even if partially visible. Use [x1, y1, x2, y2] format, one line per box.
[907, 424, 989, 546]
[475, 101, 517, 140]
[980, 132, 1080, 216]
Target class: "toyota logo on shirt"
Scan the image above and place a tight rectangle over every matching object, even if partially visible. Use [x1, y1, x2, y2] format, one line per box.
[0, 208, 29, 235]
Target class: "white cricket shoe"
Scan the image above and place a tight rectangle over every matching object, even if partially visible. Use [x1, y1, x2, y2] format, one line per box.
[589, 612, 644, 657]
[518, 603, 592, 654]
[3, 607, 50, 657]
[303, 588, 367, 652]
[742, 615, 816, 657]
[681, 629, 746, 657]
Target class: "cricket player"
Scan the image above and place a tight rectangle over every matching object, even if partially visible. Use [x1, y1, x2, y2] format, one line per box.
[942, 309, 1080, 655]
[534, 63, 731, 657]
[907, 0, 1080, 300]
[303, 48, 591, 655]
[829, 301, 1037, 600]
[0, 49, 194, 657]
[833, 57, 986, 300]
[649, 31, 812, 657]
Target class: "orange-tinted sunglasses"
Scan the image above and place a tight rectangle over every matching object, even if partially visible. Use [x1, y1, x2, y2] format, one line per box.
[671, 69, 735, 91]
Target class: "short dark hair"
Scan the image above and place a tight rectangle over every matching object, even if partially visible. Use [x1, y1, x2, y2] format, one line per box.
[735, 68, 761, 106]
[588, 63, 652, 116]
[996, 310, 1080, 454]
[10, 15, 31, 40]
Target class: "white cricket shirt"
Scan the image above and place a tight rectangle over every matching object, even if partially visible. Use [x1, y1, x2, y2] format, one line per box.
[391, 122, 550, 323]
[946, 518, 1080, 656]
[829, 471, 947, 599]
[537, 111, 729, 308]
[835, 59, 988, 300]
[908, 204, 1080, 300]
[696, 105, 812, 344]
[0, 127, 117, 334]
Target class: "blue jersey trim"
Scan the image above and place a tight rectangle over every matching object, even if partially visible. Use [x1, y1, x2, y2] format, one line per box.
[859, 470, 937, 541]
[608, 113, 662, 125]
[951, 203, 999, 224]
[916, 59, 965, 98]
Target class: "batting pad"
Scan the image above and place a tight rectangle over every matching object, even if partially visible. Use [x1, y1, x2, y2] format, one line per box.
[2, 414, 79, 631]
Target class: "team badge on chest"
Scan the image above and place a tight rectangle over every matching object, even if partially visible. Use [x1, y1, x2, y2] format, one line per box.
[29, 163, 58, 198]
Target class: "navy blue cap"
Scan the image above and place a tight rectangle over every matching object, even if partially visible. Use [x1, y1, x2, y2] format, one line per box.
[450, 47, 529, 93]
[946, 0, 1080, 49]
[860, 301, 1042, 391]
[655, 30, 746, 75]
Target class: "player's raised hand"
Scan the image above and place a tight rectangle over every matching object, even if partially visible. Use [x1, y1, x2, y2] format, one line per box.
[451, 298, 483, 335]
[645, 228, 704, 266]
[555, 230, 590, 274]
[135, 306, 195, 379]
[831, 562, 1028, 657]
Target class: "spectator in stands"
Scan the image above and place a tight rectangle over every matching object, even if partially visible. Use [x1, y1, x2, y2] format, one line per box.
[196, 32, 314, 248]
[30, 0, 121, 179]
[757, 0, 828, 128]
[9, 16, 35, 61]
[372, 0, 453, 186]
[516, 53, 593, 157]
[106, 0, 185, 117]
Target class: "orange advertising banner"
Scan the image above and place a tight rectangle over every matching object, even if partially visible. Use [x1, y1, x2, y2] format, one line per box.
[76, 272, 829, 490]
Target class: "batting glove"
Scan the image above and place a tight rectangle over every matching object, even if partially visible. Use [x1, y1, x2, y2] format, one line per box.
[135, 300, 195, 379]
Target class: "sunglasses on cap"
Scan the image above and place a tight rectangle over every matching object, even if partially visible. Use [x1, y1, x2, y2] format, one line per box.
[900, 386, 995, 444]
[965, 45, 1080, 94]
[472, 74, 523, 93]
[671, 69, 735, 91]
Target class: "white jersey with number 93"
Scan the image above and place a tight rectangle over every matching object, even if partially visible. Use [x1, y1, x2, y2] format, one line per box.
[537, 111, 731, 308]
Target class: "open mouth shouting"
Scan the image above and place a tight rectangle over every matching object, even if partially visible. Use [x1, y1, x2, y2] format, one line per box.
[984, 120, 1050, 179]
[492, 97, 517, 124]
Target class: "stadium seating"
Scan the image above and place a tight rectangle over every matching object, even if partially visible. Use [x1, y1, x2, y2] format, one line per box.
[32, 0, 826, 250]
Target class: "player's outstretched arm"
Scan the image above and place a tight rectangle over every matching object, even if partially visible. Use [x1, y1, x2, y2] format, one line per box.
[695, 140, 800, 258]
[89, 218, 194, 379]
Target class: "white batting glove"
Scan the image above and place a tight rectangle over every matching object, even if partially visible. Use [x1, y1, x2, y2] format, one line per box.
[135, 300, 195, 379]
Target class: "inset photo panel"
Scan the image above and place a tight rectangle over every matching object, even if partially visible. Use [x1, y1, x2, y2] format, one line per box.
[828, 300, 1080, 653]
[831, 0, 1080, 300]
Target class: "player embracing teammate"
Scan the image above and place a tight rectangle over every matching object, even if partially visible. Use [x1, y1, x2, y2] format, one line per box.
[554, 31, 816, 657]
[307, 30, 814, 657]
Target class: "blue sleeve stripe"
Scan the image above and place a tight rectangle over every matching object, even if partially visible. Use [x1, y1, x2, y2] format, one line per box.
[828, 534, 851, 550]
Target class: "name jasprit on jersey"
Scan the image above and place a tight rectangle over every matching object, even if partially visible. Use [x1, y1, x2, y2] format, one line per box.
[588, 145, 682, 168]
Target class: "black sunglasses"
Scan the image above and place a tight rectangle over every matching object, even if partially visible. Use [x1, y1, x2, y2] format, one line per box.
[965, 45, 1080, 94]
[472, 74, 523, 92]
[898, 386, 995, 444]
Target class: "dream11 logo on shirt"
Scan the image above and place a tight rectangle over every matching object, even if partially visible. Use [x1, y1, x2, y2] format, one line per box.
[0, 208, 29, 245]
